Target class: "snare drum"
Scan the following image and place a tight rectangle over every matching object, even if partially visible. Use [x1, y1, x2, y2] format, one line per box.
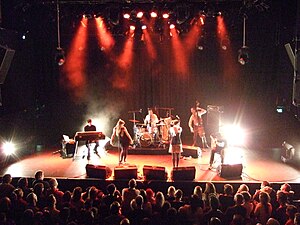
[139, 132, 153, 147]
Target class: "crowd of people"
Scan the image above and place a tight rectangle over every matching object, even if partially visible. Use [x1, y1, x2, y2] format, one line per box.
[0, 171, 299, 225]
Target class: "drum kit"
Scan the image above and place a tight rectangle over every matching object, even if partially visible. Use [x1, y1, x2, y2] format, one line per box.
[129, 118, 172, 148]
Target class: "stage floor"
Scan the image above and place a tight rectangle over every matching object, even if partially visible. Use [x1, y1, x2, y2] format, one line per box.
[1, 142, 300, 183]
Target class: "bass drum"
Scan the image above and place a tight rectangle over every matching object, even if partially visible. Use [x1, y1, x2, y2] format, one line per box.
[139, 132, 153, 147]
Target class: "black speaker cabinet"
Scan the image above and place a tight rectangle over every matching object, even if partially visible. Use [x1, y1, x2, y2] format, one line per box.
[220, 164, 243, 178]
[86, 164, 112, 179]
[114, 165, 137, 180]
[171, 166, 196, 181]
[143, 165, 167, 181]
[66, 143, 75, 155]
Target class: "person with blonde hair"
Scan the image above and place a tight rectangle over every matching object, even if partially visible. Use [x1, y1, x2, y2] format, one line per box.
[111, 119, 133, 164]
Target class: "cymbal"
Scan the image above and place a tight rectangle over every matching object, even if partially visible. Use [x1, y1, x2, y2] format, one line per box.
[129, 119, 140, 123]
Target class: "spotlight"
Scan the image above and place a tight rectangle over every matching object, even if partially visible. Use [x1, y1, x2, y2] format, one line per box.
[162, 13, 169, 19]
[130, 25, 135, 31]
[108, 7, 120, 25]
[141, 25, 147, 30]
[3, 142, 16, 156]
[136, 11, 143, 19]
[196, 37, 205, 51]
[150, 11, 158, 18]
[55, 47, 65, 66]
[238, 46, 249, 65]
[169, 24, 175, 29]
[221, 38, 230, 50]
[123, 13, 130, 19]
[220, 124, 246, 146]
[176, 5, 190, 25]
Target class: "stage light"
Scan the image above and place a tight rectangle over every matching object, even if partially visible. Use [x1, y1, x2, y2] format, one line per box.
[162, 13, 169, 19]
[136, 11, 143, 19]
[130, 25, 135, 31]
[3, 142, 16, 156]
[150, 11, 158, 18]
[221, 38, 230, 50]
[108, 7, 120, 25]
[200, 16, 205, 25]
[238, 46, 249, 65]
[276, 106, 285, 113]
[238, 14, 249, 65]
[55, 2, 65, 66]
[169, 24, 175, 29]
[141, 25, 147, 30]
[55, 47, 65, 66]
[176, 5, 190, 25]
[196, 37, 205, 51]
[123, 13, 130, 19]
[220, 124, 246, 146]
[21, 31, 29, 40]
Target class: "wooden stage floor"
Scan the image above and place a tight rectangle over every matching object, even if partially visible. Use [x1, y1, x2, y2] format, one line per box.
[1, 141, 300, 183]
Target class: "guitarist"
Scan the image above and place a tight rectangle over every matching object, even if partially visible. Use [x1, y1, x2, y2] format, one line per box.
[188, 101, 209, 149]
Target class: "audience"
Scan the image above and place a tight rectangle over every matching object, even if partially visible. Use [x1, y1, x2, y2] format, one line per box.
[0, 173, 299, 225]
[0, 174, 15, 199]
[253, 192, 273, 225]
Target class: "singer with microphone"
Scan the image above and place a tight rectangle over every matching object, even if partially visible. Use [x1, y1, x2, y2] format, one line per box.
[169, 117, 183, 168]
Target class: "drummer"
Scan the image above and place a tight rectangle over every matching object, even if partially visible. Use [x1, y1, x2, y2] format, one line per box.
[144, 108, 159, 134]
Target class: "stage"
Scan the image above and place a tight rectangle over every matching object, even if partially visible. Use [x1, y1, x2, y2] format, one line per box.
[1, 141, 300, 183]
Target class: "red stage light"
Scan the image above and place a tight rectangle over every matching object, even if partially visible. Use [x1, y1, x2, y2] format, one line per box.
[150, 11, 158, 18]
[123, 13, 130, 19]
[136, 11, 143, 18]
[162, 13, 169, 19]
[169, 24, 175, 29]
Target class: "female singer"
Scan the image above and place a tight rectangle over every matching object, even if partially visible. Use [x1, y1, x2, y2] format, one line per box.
[111, 119, 133, 164]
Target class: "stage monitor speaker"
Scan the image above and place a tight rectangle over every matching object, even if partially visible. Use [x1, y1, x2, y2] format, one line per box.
[143, 165, 167, 181]
[171, 166, 196, 181]
[86, 164, 112, 179]
[0, 46, 15, 84]
[66, 143, 75, 156]
[220, 164, 243, 178]
[114, 165, 137, 180]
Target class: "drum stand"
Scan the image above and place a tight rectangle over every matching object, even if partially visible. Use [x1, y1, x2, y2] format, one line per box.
[128, 109, 142, 148]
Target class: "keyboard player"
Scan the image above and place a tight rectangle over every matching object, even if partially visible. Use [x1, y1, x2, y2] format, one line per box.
[83, 119, 99, 160]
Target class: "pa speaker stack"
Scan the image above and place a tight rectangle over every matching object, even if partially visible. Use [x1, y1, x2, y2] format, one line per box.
[171, 166, 196, 181]
[114, 165, 138, 180]
[143, 165, 167, 181]
[220, 164, 243, 179]
[85, 164, 112, 179]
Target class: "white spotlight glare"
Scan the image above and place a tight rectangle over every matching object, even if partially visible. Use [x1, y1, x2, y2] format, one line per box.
[221, 124, 246, 146]
[3, 142, 16, 156]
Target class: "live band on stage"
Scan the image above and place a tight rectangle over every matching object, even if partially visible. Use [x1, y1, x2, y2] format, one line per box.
[61, 102, 226, 169]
